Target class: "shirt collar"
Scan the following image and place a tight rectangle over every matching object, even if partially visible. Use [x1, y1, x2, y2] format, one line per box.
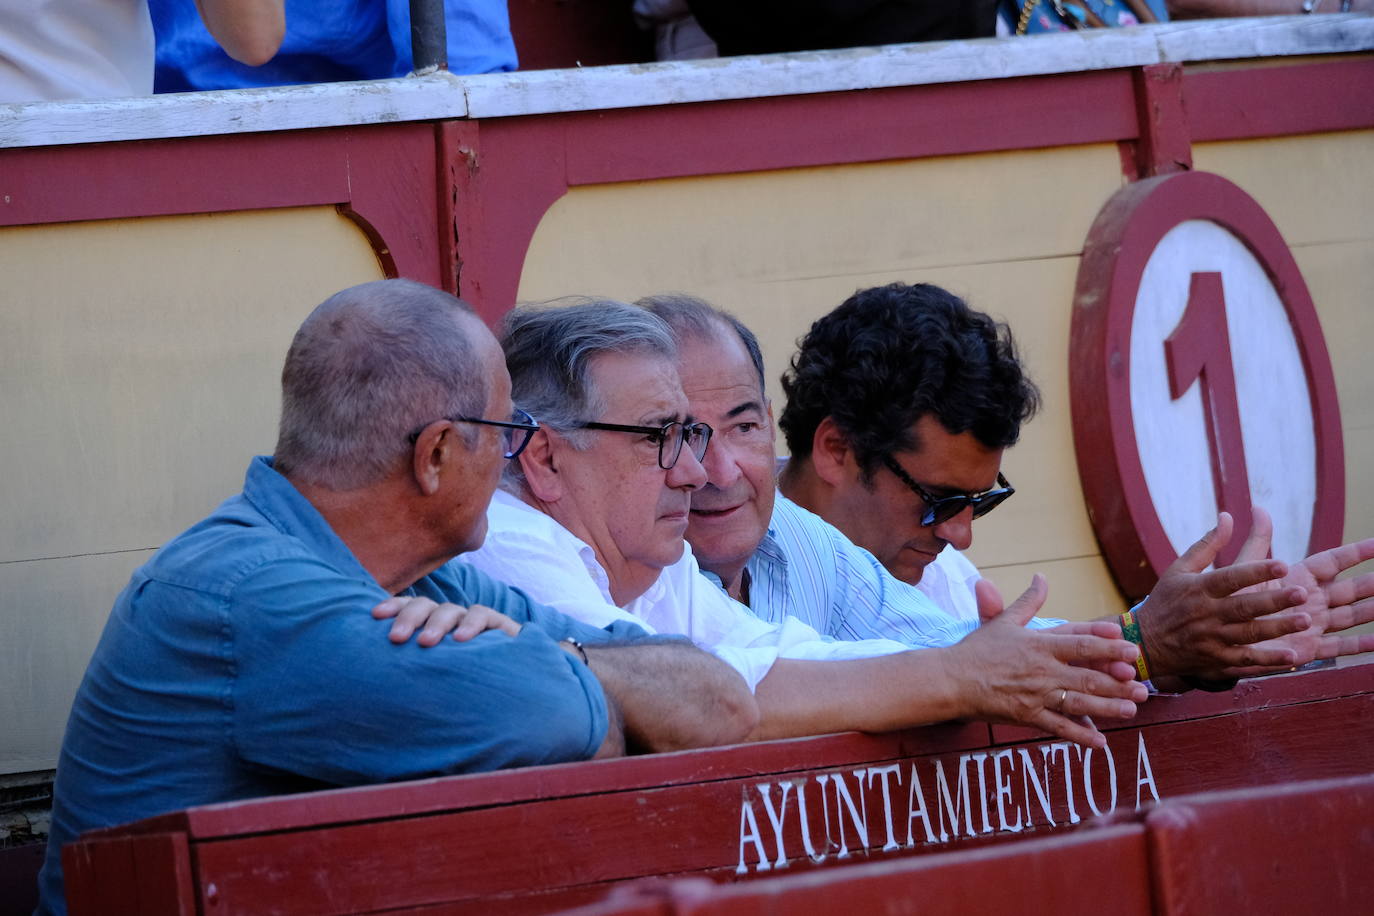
[240, 455, 376, 585]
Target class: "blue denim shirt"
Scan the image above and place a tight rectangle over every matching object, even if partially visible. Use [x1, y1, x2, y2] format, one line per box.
[149, 0, 517, 92]
[37, 457, 634, 915]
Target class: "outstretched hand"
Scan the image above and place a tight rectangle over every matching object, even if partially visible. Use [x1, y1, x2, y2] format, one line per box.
[1222, 507, 1374, 677]
[372, 596, 523, 646]
[975, 578, 1140, 683]
[1135, 512, 1311, 677]
[952, 575, 1147, 749]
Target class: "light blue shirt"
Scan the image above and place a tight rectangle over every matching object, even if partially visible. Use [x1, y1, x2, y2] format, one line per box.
[702, 493, 1061, 647]
[37, 457, 635, 915]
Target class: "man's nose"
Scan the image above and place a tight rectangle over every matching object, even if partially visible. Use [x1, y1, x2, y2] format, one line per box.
[932, 506, 975, 551]
[667, 440, 708, 490]
[699, 436, 741, 489]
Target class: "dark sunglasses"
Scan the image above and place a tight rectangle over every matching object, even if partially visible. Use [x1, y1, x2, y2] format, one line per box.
[407, 408, 540, 460]
[881, 455, 1014, 527]
[576, 420, 712, 470]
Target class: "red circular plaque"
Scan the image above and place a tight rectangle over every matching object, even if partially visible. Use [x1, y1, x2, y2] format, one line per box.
[1070, 171, 1344, 601]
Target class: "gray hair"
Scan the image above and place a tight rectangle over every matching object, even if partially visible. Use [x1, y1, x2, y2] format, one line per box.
[637, 292, 767, 394]
[274, 278, 487, 490]
[499, 298, 676, 487]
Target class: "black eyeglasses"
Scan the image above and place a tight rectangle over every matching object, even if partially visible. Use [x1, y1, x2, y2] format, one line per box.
[576, 420, 713, 470]
[407, 408, 540, 460]
[881, 455, 1014, 527]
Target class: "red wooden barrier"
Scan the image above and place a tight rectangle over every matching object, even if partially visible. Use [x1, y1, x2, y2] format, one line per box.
[573, 825, 1153, 916]
[58, 660, 1374, 915]
[1147, 773, 1374, 914]
[560, 773, 1374, 916]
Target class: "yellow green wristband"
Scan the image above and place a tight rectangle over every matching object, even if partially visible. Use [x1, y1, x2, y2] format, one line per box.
[1119, 609, 1152, 682]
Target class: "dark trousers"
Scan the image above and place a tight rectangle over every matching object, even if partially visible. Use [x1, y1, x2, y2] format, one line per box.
[687, 0, 998, 56]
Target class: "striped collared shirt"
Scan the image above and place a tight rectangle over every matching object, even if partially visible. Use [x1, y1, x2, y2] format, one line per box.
[701, 493, 1060, 647]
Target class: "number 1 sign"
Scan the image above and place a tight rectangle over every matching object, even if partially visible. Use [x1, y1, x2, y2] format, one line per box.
[1070, 172, 1344, 601]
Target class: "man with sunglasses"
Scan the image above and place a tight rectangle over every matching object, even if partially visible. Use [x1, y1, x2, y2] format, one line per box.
[465, 299, 1151, 749]
[774, 282, 1374, 683]
[777, 283, 1034, 623]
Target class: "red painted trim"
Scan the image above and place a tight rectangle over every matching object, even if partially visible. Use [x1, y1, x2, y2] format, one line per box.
[104, 720, 993, 841]
[0, 126, 442, 286]
[447, 118, 572, 322]
[334, 125, 444, 286]
[1132, 63, 1191, 177]
[994, 657, 1367, 743]
[1071, 171, 1345, 600]
[0, 132, 344, 227]
[559, 73, 1140, 186]
[447, 71, 1140, 315]
[1184, 58, 1374, 144]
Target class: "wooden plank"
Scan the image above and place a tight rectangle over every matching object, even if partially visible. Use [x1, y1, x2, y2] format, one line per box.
[0, 75, 469, 150]
[554, 73, 1139, 186]
[94, 660, 1371, 843]
[1147, 773, 1374, 914]
[1132, 63, 1192, 176]
[1185, 58, 1374, 143]
[173, 680, 1371, 915]
[64, 832, 193, 916]
[105, 722, 994, 840]
[669, 825, 1151, 916]
[3, 20, 1371, 150]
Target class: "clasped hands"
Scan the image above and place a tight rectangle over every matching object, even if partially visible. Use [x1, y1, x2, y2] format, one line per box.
[965, 509, 1373, 746]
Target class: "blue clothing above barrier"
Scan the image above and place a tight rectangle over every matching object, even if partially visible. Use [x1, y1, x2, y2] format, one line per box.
[149, 0, 517, 92]
[36, 456, 636, 915]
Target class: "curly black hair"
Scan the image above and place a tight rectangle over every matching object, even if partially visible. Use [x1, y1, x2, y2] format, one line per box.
[779, 282, 1040, 479]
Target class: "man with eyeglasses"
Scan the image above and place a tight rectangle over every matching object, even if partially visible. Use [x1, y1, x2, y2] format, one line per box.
[773, 282, 1374, 685]
[35, 280, 757, 916]
[465, 299, 1151, 748]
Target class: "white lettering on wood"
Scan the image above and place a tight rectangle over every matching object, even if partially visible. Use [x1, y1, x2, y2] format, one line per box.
[906, 762, 937, 846]
[933, 756, 975, 841]
[755, 780, 794, 870]
[866, 764, 904, 852]
[733, 731, 1164, 872]
[1021, 746, 1056, 828]
[830, 770, 870, 858]
[1135, 731, 1161, 809]
[1082, 743, 1118, 817]
[737, 792, 769, 874]
[993, 749, 1024, 833]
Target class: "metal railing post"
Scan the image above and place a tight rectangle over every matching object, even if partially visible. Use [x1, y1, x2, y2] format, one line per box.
[409, 0, 448, 73]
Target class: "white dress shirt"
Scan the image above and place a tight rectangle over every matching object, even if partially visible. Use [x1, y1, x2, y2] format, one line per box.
[918, 546, 984, 623]
[463, 489, 913, 691]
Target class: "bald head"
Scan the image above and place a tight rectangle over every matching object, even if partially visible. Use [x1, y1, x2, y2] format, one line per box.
[274, 279, 488, 490]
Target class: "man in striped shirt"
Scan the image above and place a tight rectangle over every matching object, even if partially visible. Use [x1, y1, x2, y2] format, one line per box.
[645, 287, 1374, 688]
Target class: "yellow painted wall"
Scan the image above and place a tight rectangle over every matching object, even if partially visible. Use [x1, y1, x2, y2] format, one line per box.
[0, 207, 385, 773]
[517, 134, 1372, 621]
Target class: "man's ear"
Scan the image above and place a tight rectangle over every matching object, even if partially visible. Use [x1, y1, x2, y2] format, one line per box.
[810, 416, 858, 487]
[517, 428, 564, 503]
[411, 422, 453, 496]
